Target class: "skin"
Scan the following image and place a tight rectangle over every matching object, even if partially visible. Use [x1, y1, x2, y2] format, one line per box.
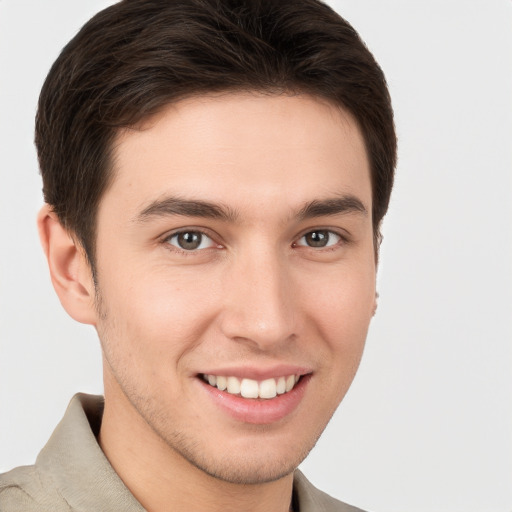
[39, 93, 376, 512]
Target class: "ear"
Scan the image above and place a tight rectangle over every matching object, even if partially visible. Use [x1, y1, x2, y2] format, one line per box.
[372, 291, 379, 317]
[37, 204, 97, 325]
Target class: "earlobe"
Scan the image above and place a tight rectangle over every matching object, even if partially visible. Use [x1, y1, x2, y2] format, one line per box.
[37, 205, 97, 325]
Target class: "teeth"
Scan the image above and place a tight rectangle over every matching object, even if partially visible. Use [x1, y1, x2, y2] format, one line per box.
[203, 374, 301, 399]
[285, 375, 295, 392]
[216, 375, 227, 391]
[276, 376, 286, 395]
[240, 378, 259, 398]
[259, 378, 277, 399]
[227, 376, 241, 394]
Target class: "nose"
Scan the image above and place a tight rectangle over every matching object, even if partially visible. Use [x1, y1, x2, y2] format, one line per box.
[218, 247, 298, 350]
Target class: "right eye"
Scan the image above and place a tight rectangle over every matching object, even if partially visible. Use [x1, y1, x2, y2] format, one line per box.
[165, 230, 216, 251]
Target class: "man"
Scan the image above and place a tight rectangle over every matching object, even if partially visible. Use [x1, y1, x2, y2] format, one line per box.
[0, 0, 396, 510]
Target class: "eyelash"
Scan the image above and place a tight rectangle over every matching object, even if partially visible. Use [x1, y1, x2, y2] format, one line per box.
[163, 229, 220, 254]
[161, 228, 349, 254]
[293, 229, 348, 250]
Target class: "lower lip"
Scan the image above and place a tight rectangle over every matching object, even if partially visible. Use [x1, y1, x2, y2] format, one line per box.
[198, 375, 311, 425]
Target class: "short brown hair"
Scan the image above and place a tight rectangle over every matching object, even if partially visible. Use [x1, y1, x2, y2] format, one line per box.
[36, 0, 396, 268]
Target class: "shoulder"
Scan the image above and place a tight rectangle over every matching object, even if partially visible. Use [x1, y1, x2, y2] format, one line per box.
[294, 470, 368, 512]
[0, 465, 70, 512]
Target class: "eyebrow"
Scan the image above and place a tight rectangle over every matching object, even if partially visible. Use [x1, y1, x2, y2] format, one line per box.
[297, 195, 368, 219]
[135, 197, 239, 223]
[134, 194, 367, 224]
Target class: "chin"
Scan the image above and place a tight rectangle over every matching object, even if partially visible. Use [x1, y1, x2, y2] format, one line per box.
[164, 426, 323, 486]
[180, 449, 305, 485]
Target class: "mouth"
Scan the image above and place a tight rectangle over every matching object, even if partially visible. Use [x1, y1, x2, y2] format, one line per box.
[197, 370, 311, 424]
[200, 373, 301, 400]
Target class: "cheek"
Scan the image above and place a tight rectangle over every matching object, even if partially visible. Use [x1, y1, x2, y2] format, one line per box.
[97, 267, 222, 370]
[304, 263, 375, 358]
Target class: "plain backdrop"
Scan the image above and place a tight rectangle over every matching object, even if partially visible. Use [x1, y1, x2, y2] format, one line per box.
[1, 1, 511, 511]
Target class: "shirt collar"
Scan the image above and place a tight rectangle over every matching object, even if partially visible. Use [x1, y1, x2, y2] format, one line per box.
[37, 393, 145, 512]
[36, 393, 325, 512]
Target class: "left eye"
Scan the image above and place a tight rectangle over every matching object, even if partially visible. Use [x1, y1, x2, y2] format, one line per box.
[295, 230, 341, 248]
[166, 231, 216, 251]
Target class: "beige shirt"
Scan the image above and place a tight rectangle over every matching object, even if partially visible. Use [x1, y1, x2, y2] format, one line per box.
[0, 394, 365, 512]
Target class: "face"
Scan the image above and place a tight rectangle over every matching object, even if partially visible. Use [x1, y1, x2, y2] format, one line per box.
[92, 93, 375, 484]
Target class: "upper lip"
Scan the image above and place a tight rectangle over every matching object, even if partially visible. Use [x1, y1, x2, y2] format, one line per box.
[197, 365, 312, 381]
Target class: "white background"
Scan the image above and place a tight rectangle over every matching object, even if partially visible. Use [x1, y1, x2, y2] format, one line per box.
[0, 1, 511, 511]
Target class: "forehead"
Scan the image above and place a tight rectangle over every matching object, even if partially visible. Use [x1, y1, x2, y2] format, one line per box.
[105, 93, 371, 220]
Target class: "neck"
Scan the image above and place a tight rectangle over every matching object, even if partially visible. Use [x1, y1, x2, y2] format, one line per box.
[98, 383, 294, 512]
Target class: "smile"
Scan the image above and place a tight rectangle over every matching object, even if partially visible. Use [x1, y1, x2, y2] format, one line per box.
[201, 374, 301, 399]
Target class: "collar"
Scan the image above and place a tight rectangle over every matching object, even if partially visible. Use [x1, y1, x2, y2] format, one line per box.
[36, 393, 145, 512]
[36, 393, 334, 512]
